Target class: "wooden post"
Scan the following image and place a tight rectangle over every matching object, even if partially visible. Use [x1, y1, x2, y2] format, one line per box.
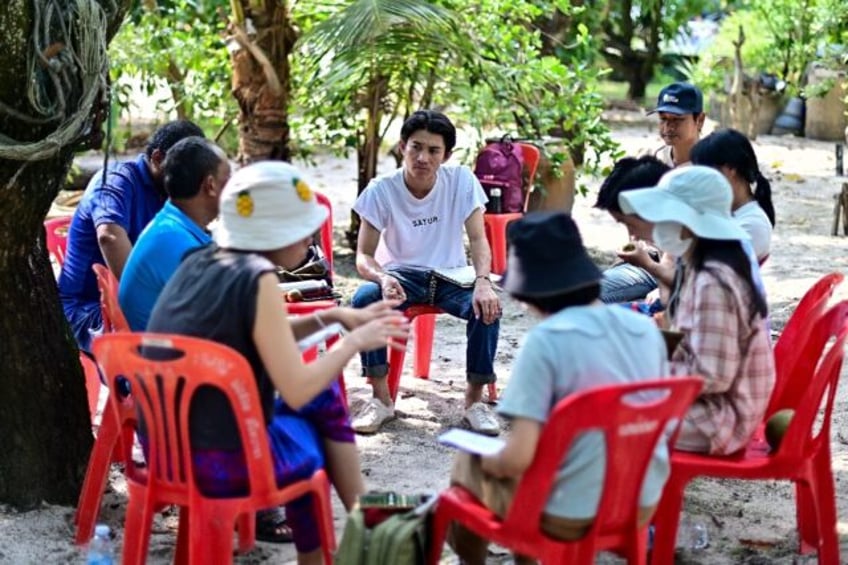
[833, 182, 848, 236]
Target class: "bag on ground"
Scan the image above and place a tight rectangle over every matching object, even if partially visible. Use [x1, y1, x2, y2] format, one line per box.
[473, 135, 526, 213]
[336, 492, 435, 565]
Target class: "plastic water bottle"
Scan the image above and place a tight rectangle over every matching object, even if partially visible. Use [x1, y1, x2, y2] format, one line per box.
[488, 187, 503, 214]
[676, 513, 709, 551]
[86, 524, 114, 565]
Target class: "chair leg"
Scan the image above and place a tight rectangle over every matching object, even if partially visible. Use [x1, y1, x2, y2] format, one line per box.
[190, 504, 236, 565]
[387, 335, 409, 403]
[429, 506, 452, 565]
[121, 493, 154, 565]
[310, 472, 337, 564]
[487, 383, 498, 403]
[628, 528, 650, 565]
[174, 506, 190, 565]
[648, 476, 687, 565]
[795, 478, 820, 555]
[236, 512, 256, 554]
[810, 453, 840, 564]
[413, 314, 435, 379]
[74, 409, 121, 544]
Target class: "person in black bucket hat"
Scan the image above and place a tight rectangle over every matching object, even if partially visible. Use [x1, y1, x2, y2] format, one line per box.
[447, 210, 673, 564]
[502, 211, 602, 298]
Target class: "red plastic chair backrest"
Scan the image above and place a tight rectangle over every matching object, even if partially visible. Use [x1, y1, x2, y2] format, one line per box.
[93, 333, 281, 500]
[44, 216, 72, 269]
[502, 377, 702, 538]
[769, 300, 848, 421]
[769, 307, 848, 459]
[92, 263, 130, 333]
[769, 273, 844, 415]
[79, 351, 103, 424]
[516, 143, 541, 212]
[314, 191, 334, 275]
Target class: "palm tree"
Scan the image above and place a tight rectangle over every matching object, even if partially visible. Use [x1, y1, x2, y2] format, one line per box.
[296, 0, 460, 244]
[229, 0, 298, 163]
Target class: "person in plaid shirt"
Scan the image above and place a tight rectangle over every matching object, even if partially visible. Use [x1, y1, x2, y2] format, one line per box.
[619, 166, 775, 455]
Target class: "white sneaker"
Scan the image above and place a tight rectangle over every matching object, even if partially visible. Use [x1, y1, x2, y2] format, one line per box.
[352, 398, 395, 434]
[464, 402, 500, 436]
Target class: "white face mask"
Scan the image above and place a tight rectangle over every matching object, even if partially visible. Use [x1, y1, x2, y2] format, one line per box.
[652, 222, 691, 257]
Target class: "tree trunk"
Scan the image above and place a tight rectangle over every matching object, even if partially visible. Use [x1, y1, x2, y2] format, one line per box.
[347, 74, 388, 248]
[0, 0, 129, 509]
[626, 72, 650, 101]
[229, 0, 297, 164]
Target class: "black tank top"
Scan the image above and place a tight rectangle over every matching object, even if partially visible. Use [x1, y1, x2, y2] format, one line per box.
[148, 244, 277, 450]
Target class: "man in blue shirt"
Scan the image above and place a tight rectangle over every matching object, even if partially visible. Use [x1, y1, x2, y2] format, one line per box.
[119, 137, 230, 331]
[58, 120, 204, 350]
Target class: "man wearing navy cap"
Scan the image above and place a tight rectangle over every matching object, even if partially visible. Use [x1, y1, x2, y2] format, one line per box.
[648, 82, 705, 167]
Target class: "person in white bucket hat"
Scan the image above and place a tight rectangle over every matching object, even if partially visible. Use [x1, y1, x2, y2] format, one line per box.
[147, 161, 410, 564]
[619, 166, 775, 456]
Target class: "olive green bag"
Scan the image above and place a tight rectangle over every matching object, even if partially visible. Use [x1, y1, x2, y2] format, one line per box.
[336, 493, 436, 565]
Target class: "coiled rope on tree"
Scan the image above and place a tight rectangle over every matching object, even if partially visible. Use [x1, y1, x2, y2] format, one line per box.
[0, 0, 114, 162]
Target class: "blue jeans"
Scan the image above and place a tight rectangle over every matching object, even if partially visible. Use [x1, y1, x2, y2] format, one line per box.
[600, 263, 657, 304]
[61, 298, 102, 352]
[351, 266, 499, 385]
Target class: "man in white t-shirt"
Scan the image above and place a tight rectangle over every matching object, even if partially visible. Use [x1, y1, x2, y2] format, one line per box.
[350, 110, 502, 435]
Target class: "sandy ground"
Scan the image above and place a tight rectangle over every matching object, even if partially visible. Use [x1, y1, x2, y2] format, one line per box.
[2, 119, 848, 564]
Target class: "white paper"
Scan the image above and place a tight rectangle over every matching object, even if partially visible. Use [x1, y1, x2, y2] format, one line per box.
[432, 266, 503, 288]
[438, 428, 506, 457]
[297, 322, 344, 352]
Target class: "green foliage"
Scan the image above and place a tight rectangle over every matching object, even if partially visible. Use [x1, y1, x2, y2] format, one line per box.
[449, 0, 621, 180]
[109, 0, 233, 124]
[293, 0, 620, 196]
[691, 0, 847, 98]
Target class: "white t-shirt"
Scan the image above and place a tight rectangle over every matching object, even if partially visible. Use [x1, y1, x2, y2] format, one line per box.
[353, 165, 488, 269]
[733, 201, 772, 261]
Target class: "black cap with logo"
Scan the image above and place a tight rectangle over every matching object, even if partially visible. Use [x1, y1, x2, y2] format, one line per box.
[648, 82, 703, 115]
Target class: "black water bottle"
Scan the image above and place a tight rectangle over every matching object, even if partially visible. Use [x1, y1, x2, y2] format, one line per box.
[489, 187, 503, 214]
[836, 144, 844, 176]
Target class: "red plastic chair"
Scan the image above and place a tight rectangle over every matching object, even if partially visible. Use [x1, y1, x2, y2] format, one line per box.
[483, 142, 541, 275]
[79, 352, 103, 426]
[44, 215, 71, 269]
[429, 377, 703, 565]
[385, 305, 498, 404]
[769, 272, 843, 414]
[92, 263, 130, 333]
[74, 360, 133, 544]
[315, 191, 334, 275]
[93, 333, 336, 565]
[75, 265, 132, 543]
[650, 301, 848, 565]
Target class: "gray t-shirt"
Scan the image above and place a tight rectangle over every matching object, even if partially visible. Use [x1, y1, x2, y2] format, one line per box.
[497, 304, 670, 519]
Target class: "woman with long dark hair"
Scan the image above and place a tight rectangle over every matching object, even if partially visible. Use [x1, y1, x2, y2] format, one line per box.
[619, 166, 774, 455]
[691, 128, 775, 262]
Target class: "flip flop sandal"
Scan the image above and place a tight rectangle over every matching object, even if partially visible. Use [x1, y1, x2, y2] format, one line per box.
[255, 508, 294, 544]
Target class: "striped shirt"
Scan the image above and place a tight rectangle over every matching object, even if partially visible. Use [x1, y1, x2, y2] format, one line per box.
[670, 261, 775, 455]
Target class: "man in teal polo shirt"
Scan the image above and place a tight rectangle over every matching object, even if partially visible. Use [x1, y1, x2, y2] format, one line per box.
[119, 137, 230, 331]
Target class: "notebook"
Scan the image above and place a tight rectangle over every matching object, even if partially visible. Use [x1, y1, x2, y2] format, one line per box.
[438, 428, 505, 456]
[296, 322, 344, 352]
[432, 266, 502, 288]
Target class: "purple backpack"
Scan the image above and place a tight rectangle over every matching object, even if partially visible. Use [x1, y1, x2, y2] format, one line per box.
[473, 136, 525, 213]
